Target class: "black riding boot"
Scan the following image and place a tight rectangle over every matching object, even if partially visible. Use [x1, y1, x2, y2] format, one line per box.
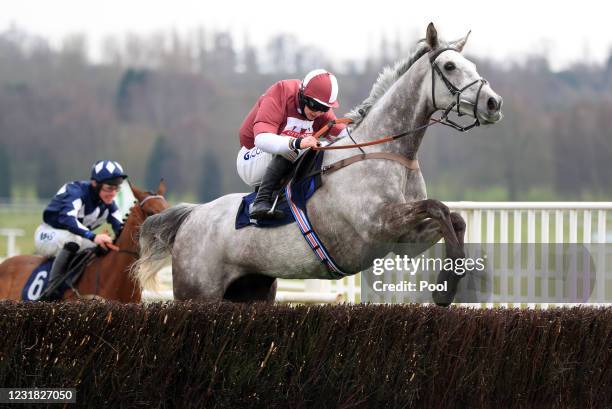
[250, 155, 293, 220]
[39, 241, 79, 301]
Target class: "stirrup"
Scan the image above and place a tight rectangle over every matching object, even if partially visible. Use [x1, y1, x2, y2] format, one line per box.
[250, 195, 284, 220]
[267, 194, 285, 219]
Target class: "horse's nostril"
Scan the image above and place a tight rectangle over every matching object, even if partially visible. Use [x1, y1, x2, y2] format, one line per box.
[487, 97, 498, 112]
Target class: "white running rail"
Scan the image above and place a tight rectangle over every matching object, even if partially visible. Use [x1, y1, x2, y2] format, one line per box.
[271, 202, 612, 305]
[0, 228, 24, 259]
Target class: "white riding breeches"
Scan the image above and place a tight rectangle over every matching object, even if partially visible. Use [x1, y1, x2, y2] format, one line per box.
[236, 146, 298, 187]
[34, 223, 96, 258]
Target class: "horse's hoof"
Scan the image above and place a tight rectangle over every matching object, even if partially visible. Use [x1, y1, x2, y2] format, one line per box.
[432, 290, 454, 307]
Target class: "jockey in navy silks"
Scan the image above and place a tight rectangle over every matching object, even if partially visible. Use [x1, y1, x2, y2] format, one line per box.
[34, 160, 128, 297]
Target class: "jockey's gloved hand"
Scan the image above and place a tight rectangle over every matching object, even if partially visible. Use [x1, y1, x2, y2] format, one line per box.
[291, 136, 320, 150]
[94, 233, 114, 249]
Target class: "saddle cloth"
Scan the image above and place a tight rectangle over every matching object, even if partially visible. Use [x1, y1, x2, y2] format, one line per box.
[21, 250, 94, 301]
[235, 150, 325, 229]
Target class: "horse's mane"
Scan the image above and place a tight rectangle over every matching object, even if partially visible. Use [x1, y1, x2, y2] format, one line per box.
[346, 40, 432, 128]
[115, 192, 152, 241]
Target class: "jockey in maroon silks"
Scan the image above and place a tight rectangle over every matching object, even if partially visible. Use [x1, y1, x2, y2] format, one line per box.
[237, 69, 348, 220]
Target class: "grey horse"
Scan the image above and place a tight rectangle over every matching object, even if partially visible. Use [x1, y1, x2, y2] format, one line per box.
[135, 23, 503, 305]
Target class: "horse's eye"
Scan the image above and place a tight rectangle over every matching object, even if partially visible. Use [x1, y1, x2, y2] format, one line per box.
[444, 62, 456, 71]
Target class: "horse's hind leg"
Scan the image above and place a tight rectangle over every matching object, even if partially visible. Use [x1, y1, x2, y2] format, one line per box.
[223, 274, 277, 303]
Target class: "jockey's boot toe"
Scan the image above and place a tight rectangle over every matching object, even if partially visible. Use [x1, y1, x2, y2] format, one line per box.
[269, 208, 286, 220]
[250, 202, 274, 220]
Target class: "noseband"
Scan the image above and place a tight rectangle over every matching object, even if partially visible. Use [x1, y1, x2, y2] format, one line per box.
[429, 47, 487, 132]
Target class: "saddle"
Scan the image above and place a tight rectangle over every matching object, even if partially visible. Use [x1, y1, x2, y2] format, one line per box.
[235, 150, 325, 229]
[22, 248, 97, 301]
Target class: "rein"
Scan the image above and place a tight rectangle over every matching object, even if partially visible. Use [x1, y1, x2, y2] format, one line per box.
[313, 47, 486, 152]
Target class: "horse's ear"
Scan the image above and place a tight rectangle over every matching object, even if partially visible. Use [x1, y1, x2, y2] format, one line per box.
[157, 179, 166, 196]
[129, 181, 145, 201]
[451, 30, 471, 52]
[426, 22, 439, 50]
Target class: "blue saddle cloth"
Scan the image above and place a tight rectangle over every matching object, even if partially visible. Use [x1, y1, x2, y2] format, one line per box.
[235, 151, 324, 229]
[21, 251, 93, 301]
[22, 259, 55, 301]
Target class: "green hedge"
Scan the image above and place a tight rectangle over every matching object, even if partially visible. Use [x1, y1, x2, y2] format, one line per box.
[0, 302, 610, 408]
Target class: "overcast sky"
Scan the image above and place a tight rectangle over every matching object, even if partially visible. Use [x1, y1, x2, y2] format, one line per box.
[1, 0, 610, 70]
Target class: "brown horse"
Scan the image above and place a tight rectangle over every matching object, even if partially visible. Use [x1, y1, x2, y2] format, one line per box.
[0, 181, 168, 302]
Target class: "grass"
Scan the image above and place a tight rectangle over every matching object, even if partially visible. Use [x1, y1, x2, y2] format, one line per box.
[0, 207, 42, 256]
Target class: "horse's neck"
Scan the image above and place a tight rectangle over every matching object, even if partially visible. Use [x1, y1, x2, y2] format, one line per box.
[78, 208, 142, 302]
[345, 61, 432, 160]
[115, 208, 142, 253]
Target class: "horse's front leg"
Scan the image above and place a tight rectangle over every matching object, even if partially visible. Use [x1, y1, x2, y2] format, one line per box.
[381, 199, 467, 306]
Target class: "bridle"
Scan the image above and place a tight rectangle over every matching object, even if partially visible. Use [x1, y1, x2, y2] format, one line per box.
[429, 47, 487, 132]
[139, 194, 165, 208]
[313, 47, 488, 151]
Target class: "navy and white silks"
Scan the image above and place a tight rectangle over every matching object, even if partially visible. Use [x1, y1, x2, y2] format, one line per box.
[34, 181, 123, 257]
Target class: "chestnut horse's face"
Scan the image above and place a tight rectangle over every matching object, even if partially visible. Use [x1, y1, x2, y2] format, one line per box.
[131, 180, 169, 217]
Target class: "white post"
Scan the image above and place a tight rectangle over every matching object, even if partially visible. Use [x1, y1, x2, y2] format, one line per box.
[7, 234, 17, 257]
[569, 210, 578, 243]
[0, 228, 24, 257]
[346, 274, 357, 303]
[513, 210, 522, 306]
[486, 211, 495, 243]
[596, 210, 607, 302]
[582, 210, 591, 244]
[555, 211, 564, 243]
[541, 211, 550, 302]
[500, 210, 509, 307]
[527, 210, 536, 307]
[554, 211, 564, 303]
[485, 210, 495, 306]
[471, 210, 482, 243]
[597, 210, 606, 244]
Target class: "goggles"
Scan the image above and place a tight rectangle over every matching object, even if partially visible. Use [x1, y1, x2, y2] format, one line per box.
[100, 184, 121, 193]
[303, 96, 330, 113]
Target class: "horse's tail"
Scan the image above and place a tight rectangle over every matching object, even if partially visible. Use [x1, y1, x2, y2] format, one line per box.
[133, 203, 197, 290]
